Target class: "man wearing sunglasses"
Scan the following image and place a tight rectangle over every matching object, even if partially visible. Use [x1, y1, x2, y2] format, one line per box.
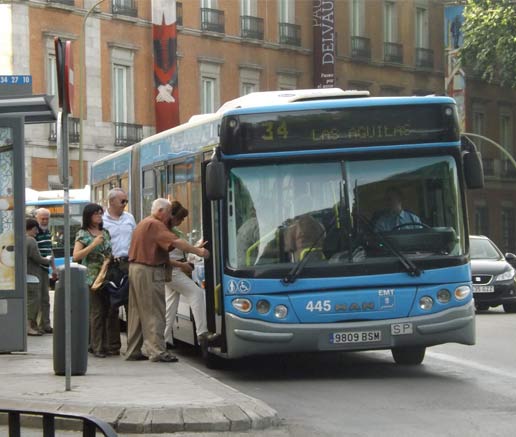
[103, 188, 136, 353]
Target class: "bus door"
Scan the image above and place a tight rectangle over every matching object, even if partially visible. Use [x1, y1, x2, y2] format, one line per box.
[201, 160, 225, 352]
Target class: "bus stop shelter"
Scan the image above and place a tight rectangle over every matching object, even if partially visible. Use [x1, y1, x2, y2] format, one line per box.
[0, 94, 56, 352]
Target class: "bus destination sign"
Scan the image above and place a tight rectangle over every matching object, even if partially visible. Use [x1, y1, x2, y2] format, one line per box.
[220, 104, 459, 154]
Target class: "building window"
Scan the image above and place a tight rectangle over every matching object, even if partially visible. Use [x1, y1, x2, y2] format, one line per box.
[384, 1, 397, 43]
[502, 208, 515, 253]
[240, 68, 259, 96]
[113, 64, 128, 124]
[47, 52, 58, 141]
[200, 62, 220, 114]
[279, 0, 295, 24]
[474, 206, 489, 237]
[112, 0, 138, 17]
[500, 109, 513, 175]
[415, 6, 429, 49]
[472, 104, 487, 154]
[277, 73, 296, 90]
[241, 0, 256, 16]
[351, 0, 365, 37]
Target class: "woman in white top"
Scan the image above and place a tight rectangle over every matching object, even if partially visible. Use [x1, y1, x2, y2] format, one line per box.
[164, 201, 218, 348]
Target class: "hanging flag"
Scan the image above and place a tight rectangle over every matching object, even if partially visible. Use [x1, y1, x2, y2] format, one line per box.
[313, 0, 336, 89]
[152, 0, 179, 132]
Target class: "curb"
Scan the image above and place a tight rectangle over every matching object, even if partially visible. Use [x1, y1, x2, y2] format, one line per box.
[0, 398, 280, 434]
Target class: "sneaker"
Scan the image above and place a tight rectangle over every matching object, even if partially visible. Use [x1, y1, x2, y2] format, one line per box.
[106, 350, 120, 356]
[125, 353, 148, 361]
[27, 327, 42, 336]
[43, 327, 53, 334]
[165, 341, 176, 350]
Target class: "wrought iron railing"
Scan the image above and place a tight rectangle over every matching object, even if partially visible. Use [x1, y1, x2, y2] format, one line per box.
[482, 158, 494, 176]
[241, 15, 264, 40]
[0, 407, 117, 437]
[384, 42, 403, 64]
[201, 8, 225, 33]
[112, 0, 137, 18]
[279, 22, 301, 46]
[48, 117, 80, 144]
[114, 122, 143, 147]
[351, 36, 371, 60]
[415, 47, 434, 69]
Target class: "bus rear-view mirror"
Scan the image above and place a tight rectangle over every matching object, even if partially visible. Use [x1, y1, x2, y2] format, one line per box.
[206, 156, 225, 201]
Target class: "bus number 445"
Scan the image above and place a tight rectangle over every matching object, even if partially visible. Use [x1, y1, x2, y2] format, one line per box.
[306, 300, 331, 312]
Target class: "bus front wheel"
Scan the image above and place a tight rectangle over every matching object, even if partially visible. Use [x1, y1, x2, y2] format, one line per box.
[201, 345, 227, 369]
[391, 346, 426, 365]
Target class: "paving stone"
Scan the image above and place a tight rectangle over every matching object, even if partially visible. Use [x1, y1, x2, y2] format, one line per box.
[183, 406, 230, 432]
[220, 404, 252, 431]
[117, 407, 151, 434]
[90, 405, 125, 430]
[55, 404, 94, 431]
[150, 407, 184, 433]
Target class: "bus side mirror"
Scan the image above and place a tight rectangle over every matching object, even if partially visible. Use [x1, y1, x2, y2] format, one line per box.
[206, 155, 225, 201]
[461, 136, 484, 189]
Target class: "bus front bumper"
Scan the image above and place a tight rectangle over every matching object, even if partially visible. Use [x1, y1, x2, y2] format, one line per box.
[224, 300, 475, 359]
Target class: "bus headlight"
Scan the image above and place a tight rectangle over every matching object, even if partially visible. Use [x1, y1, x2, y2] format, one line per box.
[256, 300, 270, 314]
[232, 298, 252, 313]
[436, 289, 451, 303]
[274, 304, 288, 319]
[419, 296, 434, 310]
[455, 285, 471, 300]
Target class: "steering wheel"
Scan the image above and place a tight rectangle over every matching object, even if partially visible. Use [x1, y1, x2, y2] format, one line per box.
[391, 222, 431, 231]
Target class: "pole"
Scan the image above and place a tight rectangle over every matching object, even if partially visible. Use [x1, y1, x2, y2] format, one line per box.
[463, 132, 516, 172]
[79, 0, 105, 188]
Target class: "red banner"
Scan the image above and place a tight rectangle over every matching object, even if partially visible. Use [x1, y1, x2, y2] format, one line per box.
[313, 0, 336, 89]
[152, 0, 179, 132]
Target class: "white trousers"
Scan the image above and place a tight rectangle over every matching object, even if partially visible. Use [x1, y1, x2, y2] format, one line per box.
[164, 268, 207, 342]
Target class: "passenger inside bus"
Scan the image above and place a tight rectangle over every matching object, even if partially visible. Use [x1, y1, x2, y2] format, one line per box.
[283, 213, 326, 262]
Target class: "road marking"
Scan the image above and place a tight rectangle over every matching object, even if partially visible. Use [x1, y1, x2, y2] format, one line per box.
[426, 351, 516, 380]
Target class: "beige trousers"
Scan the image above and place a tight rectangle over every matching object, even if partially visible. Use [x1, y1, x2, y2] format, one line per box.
[125, 263, 168, 361]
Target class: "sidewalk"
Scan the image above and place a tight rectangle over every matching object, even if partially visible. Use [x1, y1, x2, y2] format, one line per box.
[0, 334, 279, 434]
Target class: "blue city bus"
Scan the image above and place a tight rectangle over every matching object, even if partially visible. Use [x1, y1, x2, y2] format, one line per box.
[25, 188, 91, 280]
[91, 89, 484, 367]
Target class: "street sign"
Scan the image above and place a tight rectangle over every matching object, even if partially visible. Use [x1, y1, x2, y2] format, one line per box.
[54, 38, 74, 114]
[0, 75, 32, 97]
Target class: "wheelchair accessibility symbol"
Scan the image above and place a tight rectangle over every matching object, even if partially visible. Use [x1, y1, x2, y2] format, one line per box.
[238, 280, 251, 293]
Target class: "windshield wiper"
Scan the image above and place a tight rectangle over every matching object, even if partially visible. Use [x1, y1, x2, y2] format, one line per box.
[282, 215, 337, 285]
[355, 213, 422, 277]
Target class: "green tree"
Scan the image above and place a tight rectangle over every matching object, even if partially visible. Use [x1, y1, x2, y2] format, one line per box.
[460, 0, 516, 88]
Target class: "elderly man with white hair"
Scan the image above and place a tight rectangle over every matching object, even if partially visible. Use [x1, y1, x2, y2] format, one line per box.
[125, 198, 210, 363]
[35, 207, 58, 334]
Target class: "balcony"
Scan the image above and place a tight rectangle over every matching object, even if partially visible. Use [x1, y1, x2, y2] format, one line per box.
[241, 16, 264, 40]
[112, 0, 137, 18]
[114, 122, 143, 147]
[351, 36, 371, 60]
[201, 8, 225, 34]
[384, 42, 403, 64]
[279, 22, 301, 46]
[176, 2, 183, 26]
[501, 161, 516, 178]
[415, 47, 434, 69]
[48, 117, 80, 144]
[46, 0, 74, 5]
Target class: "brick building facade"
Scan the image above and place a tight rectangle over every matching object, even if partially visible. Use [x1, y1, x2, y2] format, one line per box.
[1, 0, 515, 250]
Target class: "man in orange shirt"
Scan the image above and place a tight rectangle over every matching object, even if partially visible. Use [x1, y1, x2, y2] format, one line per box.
[125, 198, 209, 362]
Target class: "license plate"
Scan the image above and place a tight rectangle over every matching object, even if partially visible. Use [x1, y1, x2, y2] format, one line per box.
[473, 285, 494, 293]
[330, 330, 382, 344]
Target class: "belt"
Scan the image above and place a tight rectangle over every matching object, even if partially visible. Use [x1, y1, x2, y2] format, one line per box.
[114, 256, 129, 262]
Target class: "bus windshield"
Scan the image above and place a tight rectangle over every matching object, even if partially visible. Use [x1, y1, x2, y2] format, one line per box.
[227, 156, 465, 275]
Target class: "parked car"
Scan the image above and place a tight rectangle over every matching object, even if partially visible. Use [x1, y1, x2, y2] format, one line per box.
[470, 235, 516, 313]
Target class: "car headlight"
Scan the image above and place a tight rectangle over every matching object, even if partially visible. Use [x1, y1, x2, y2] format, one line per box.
[496, 268, 515, 282]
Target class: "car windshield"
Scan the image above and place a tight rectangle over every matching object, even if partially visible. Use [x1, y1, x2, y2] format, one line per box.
[226, 156, 466, 275]
[470, 238, 502, 260]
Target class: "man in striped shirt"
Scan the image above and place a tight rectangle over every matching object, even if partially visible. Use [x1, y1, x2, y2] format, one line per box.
[35, 208, 57, 334]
